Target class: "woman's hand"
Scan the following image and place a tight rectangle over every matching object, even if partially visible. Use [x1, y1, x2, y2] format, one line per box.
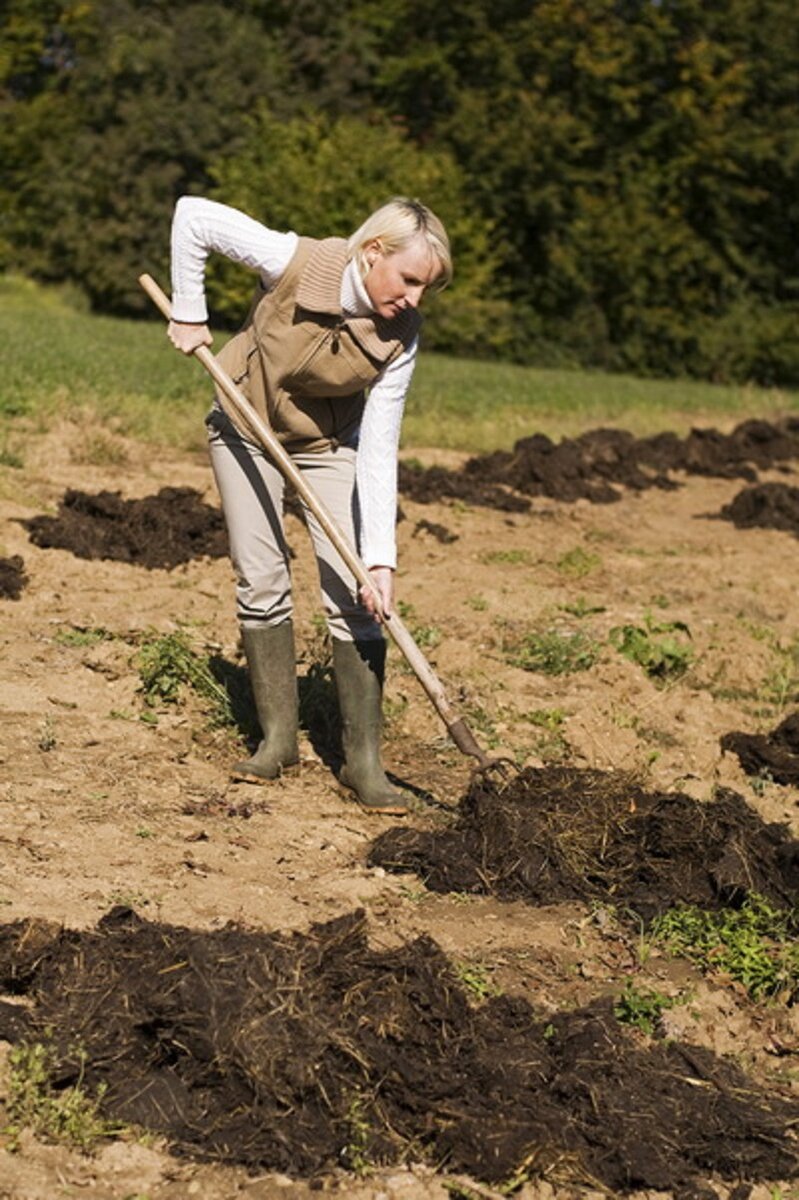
[361, 566, 395, 622]
[168, 320, 213, 355]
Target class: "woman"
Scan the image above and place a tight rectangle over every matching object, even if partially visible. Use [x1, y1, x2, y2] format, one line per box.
[168, 195, 451, 814]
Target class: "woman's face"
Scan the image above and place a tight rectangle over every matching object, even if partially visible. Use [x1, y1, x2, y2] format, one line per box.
[363, 235, 442, 319]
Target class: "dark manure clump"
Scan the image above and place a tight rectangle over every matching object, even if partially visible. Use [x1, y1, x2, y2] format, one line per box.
[368, 767, 799, 921]
[722, 712, 799, 787]
[718, 482, 799, 537]
[23, 487, 228, 569]
[0, 906, 797, 1193]
[0, 554, 28, 599]
[399, 418, 799, 509]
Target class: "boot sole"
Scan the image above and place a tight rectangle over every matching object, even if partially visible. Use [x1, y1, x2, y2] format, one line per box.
[230, 762, 300, 785]
[337, 782, 409, 816]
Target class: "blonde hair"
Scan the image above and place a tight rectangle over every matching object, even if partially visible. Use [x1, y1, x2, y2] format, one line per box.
[348, 197, 452, 292]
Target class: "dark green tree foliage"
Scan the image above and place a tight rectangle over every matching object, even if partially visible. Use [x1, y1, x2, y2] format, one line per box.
[368, 0, 799, 378]
[1, 0, 289, 312]
[2, 0, 798, 379]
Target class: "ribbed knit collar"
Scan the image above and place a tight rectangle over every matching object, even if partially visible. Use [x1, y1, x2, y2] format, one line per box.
[294, 237, 420, 361]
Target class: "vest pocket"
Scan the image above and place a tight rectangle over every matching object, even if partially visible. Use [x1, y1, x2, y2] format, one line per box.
[284, 328, 376, 398]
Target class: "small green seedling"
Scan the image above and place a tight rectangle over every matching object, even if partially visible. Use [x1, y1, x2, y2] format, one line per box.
[55, 625, 112, 648]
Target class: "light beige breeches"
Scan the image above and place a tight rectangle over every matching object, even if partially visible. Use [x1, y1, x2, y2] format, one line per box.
[208, 409, 381, 642]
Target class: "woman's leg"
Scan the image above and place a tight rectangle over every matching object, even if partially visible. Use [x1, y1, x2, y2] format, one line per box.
[208, 410, 292, 629]
[293, 446, 407, 814]
[208, 411, 298, 781]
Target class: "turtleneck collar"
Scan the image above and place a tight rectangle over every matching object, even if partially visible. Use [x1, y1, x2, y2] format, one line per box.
[341, 259, 374, 317]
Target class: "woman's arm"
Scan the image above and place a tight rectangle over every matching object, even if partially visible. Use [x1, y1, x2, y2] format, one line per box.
[356, 340, 418, 617]
[169, 195, 299, 326]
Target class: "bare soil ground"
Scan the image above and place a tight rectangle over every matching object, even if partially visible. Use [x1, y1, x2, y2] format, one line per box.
[0, 414, 798, 1200]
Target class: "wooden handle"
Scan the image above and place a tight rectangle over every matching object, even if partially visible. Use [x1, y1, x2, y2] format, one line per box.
[139, 273, 491, 765]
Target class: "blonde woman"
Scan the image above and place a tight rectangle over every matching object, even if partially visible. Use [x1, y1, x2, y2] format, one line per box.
[168, 195, 451, 814]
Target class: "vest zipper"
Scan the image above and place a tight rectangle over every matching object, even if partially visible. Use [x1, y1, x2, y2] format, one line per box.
[331, 318, 344, 353]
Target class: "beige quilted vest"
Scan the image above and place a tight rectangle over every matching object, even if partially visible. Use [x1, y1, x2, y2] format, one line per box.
[215, 236, 421, 451]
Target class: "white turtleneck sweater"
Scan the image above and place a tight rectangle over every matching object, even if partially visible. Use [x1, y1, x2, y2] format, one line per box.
[170, 196, 417, 570]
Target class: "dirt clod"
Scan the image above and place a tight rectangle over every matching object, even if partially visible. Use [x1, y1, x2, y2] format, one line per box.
[367, 766, 799, 920]
[0, 554, 28, 599]
[0, 906, 796, 1192]
[24, 487, 229, 569]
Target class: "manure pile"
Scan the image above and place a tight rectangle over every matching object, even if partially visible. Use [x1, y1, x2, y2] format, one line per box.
[21, 419, 799, 568]
[722, 712, 799, 787]
[0, 906, 797, 1193]
[719, 481, 799, 537]
[400, 417, 799, 509]
[24, 486, 228, 569]
[368, 766, 799, 921]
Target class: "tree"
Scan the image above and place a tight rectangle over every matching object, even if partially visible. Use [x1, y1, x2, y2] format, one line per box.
[1, 0, 289, 311]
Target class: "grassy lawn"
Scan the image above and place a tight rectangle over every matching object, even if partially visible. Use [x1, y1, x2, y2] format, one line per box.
[2, 273, 796, 455]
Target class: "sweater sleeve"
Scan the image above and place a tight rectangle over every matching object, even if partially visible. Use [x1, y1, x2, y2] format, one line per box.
[170, 196, 299, 322]
[356, 339, 418, 570]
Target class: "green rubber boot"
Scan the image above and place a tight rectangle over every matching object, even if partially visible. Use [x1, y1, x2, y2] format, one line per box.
[231, 622, 299, 783]
[332, 638, 408, 815]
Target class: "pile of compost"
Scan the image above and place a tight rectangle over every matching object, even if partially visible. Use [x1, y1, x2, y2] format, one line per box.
[368, 767, 799, 921]
[722, 713, 799, 787]
[0, 554, 28, 599]
[0, 907, 796, 1193]
[400, 418, 799, 509]
[24, 486, 228, 569]
[718, 482, 799, 537]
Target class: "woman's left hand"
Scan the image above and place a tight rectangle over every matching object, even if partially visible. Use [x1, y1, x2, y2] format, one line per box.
[361, 566, 395, 622]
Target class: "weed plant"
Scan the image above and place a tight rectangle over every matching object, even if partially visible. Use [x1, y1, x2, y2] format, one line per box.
[54, 625, 113, 648]
[609, 613, 693, 682]
[556, 546, 602, 578]
[522, 707, 570, 761]
[5, 1040, 121, 1152]
[613, 981, 678, 1035]
[505, 628, 600, 675]
[651, 895, 799, 1003]
[135, 630, 234, 726]
[342, 1091, 373, 1175]
[452, 960, 503, 1004]
[560, 596, 606, 619]
[395, 600, 441, 650]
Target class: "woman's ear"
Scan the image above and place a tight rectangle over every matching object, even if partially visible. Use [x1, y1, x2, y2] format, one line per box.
[364, 239, 382, 268]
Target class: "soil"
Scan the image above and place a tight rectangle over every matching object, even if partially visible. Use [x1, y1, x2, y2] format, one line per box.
[1, 411, 799, 1200]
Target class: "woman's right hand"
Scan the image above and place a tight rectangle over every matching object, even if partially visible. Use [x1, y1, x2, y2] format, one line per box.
[167, 321, 213, 355]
